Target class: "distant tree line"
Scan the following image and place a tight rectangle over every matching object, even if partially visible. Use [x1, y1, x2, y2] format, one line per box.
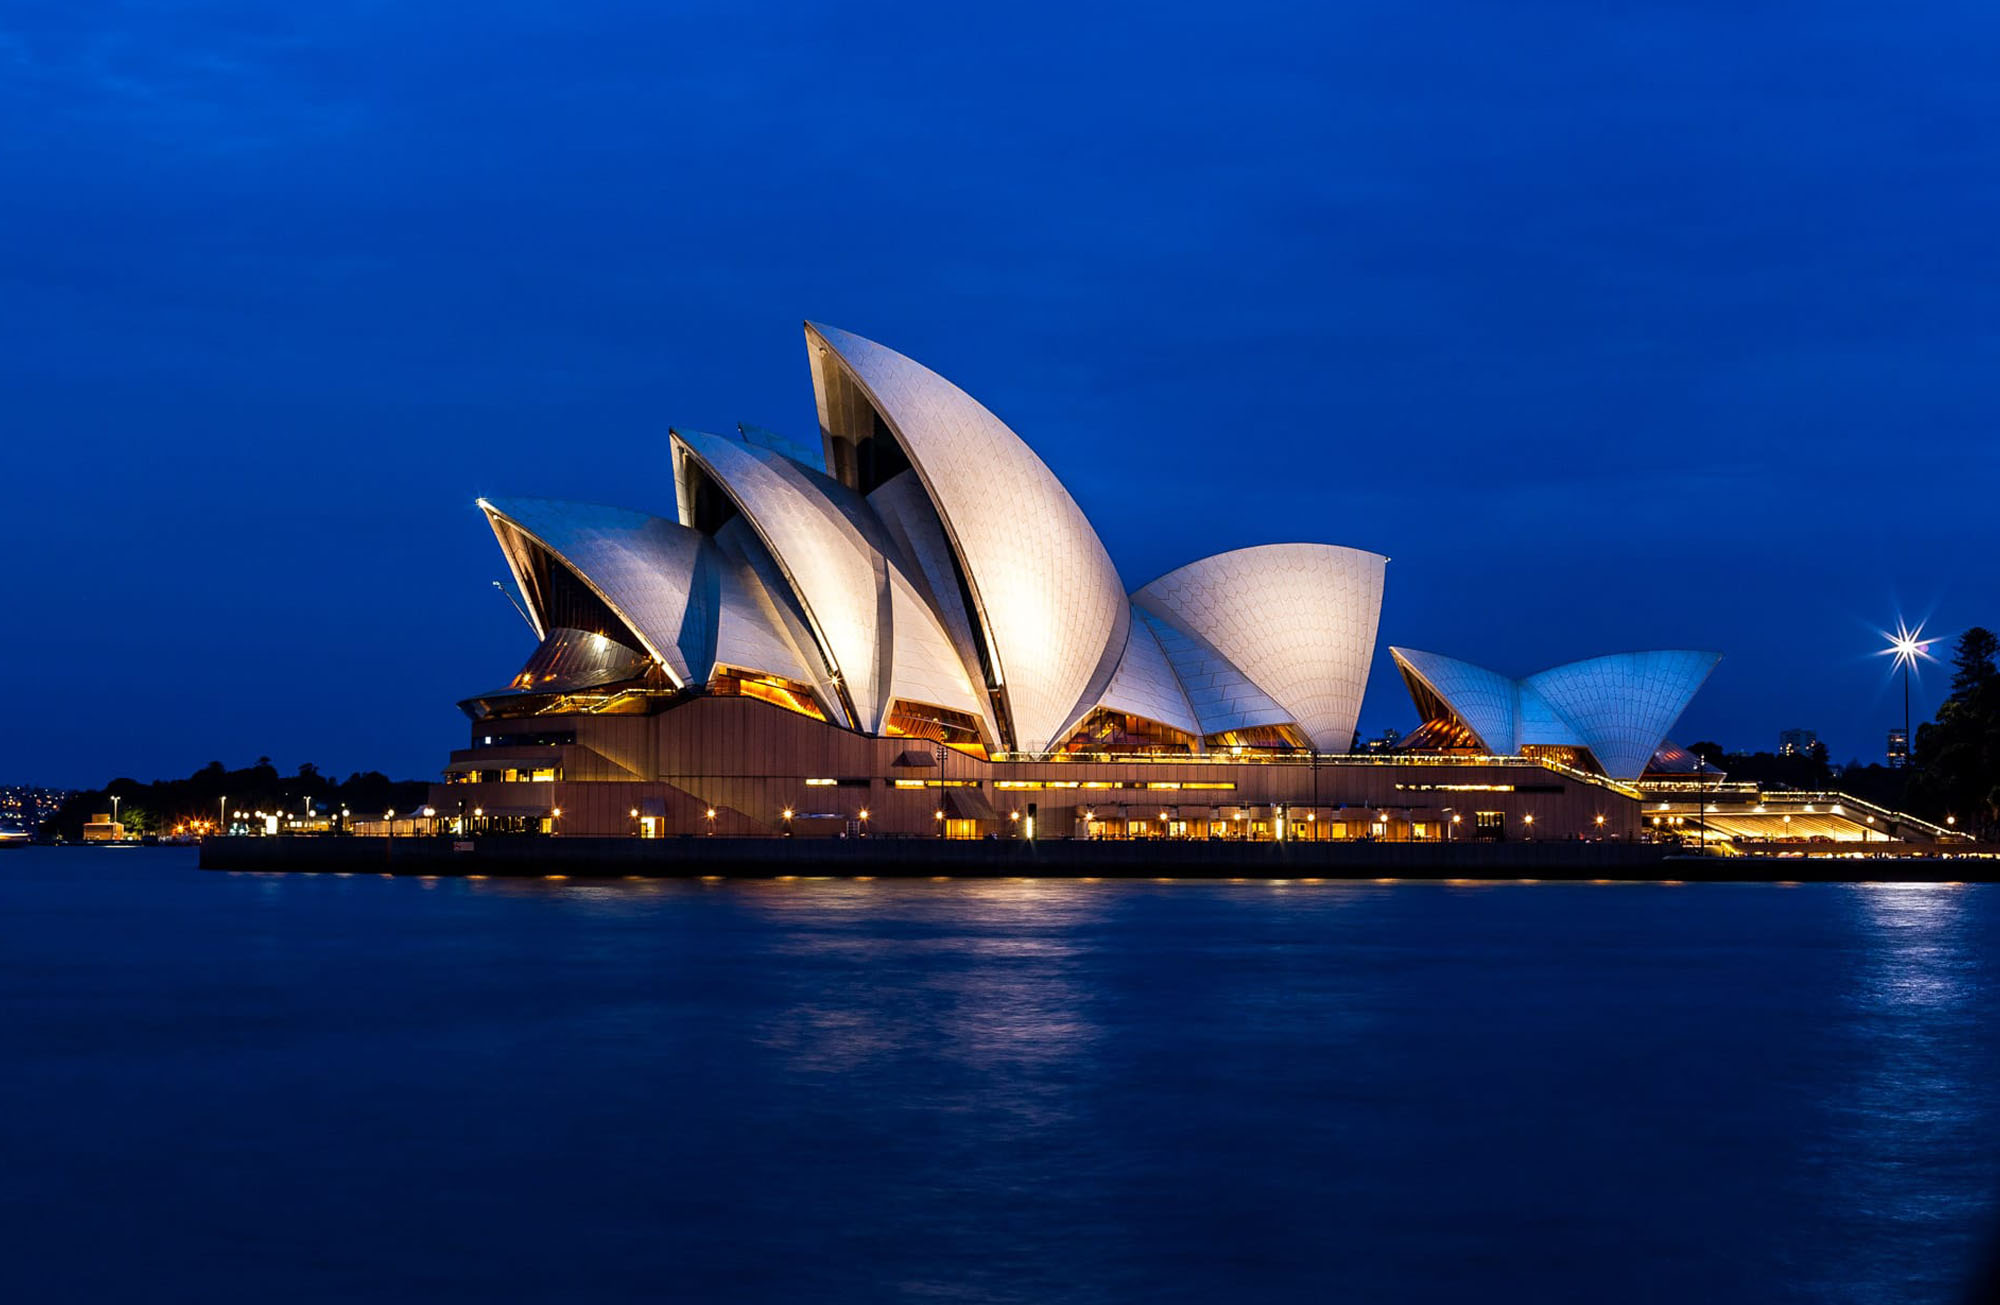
[42, 759, 429, 841]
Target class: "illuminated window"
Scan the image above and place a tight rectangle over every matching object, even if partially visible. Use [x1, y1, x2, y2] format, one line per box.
[1059, 708, 1196, 755]
[708, 665, 827, 722]
[883, 699, 987, 758]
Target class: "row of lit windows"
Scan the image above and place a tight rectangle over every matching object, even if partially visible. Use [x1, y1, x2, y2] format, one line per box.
[445, 767, 561, 784]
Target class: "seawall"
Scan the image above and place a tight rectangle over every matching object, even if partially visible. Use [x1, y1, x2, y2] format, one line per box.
[196, 836, 1996, 881]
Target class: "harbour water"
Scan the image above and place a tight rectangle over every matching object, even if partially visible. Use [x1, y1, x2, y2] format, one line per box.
[3, 847, 1996, 1302]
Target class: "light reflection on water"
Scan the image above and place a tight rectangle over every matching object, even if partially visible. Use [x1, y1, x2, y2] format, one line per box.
[4, 854, 1999, 1302]
[1800, 884, 1994, 1302]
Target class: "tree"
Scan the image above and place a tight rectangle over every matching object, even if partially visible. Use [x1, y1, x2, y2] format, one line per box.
[1912, 627, 2000, 835]
[1951, 627, 1998, 696]
[1688, 741, 1727, 769]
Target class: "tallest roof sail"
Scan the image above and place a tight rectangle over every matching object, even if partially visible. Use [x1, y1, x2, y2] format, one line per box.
[805, 323, 1129, 754]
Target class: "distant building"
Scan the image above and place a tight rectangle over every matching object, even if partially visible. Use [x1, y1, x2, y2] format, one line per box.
[1887, 728, 1910, 768]
[0, 784, 70, 834]
[1357, 728, 1404, 754]
[81, 813, 126, 842]
[1778, 729, 1819, 758]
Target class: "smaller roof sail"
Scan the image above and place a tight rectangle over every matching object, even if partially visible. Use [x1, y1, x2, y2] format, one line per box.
[1393, 645, 1722, 779]
[672, 428, 891, 727]
[1091, 606, 1201, 740]
[671, 427, 991, 741]
[1135, 610, 1291, 739]
[1523, 651, 1722, 781]
[478, 497, 713, 688]
[1389, 648, 1519, 754]
[1135, 544, 1387, 753]
[709, 539, 820, 691]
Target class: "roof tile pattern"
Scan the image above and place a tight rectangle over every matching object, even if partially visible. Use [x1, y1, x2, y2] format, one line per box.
[806, 323, 1128, 753]
[1094, 606, 1201, 737]
[1135, 545, 1387, 753]
[675, 429, 988, 736]
[1139, 611, 1290, 736]
[672, 429, 892, 726]
[479, 497, 712, 688]
[708, 544, 816, 688]
[1395, 647, 1719, 778]
[1389, 647, 1519, 753]
[1523, 651, 1721, 780]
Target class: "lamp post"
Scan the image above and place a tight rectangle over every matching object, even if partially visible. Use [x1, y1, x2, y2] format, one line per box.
[219, 795, 227, 835]
[1885, 622, 1930, 770]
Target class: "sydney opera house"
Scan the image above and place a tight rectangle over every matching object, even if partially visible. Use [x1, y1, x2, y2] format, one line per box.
[428, 323, 1721, 842]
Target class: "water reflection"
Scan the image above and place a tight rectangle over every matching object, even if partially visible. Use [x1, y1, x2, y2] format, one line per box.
[1808, 885, 1995, 1301]
[740, 880, 1106, 1127]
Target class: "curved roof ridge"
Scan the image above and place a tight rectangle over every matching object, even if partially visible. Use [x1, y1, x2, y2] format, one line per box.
[1134, 543, 1386, 752]
[1522, 650, 1723, 779]
[1388, 647, 1518, 754]
[477, 496, 711, 688]
[805, 322, 1129, 753]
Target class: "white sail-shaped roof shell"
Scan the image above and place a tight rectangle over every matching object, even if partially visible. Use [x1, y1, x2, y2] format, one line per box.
[672, 429, 987, 737]
[479, 497, 712, 689]
[1524, 651, 1721, 780]
[865, 469, 999, 742]
[1134, 545, 1387, 753]
[1390, 647, 1520, 753]
[1394, 646, 1720, 779]
[1140, 611, 1291, 738]
[673, 429, 889, 728]
[1092, 606, 1201, 738]
[806, 323, 1128, 754]
[709, 541, 818, 689]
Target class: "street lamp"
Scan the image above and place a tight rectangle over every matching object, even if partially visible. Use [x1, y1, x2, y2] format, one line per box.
[1882, 620, 1932, 768]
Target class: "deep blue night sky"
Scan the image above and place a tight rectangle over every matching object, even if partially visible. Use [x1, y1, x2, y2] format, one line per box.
[4, 1, 1996, 786]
